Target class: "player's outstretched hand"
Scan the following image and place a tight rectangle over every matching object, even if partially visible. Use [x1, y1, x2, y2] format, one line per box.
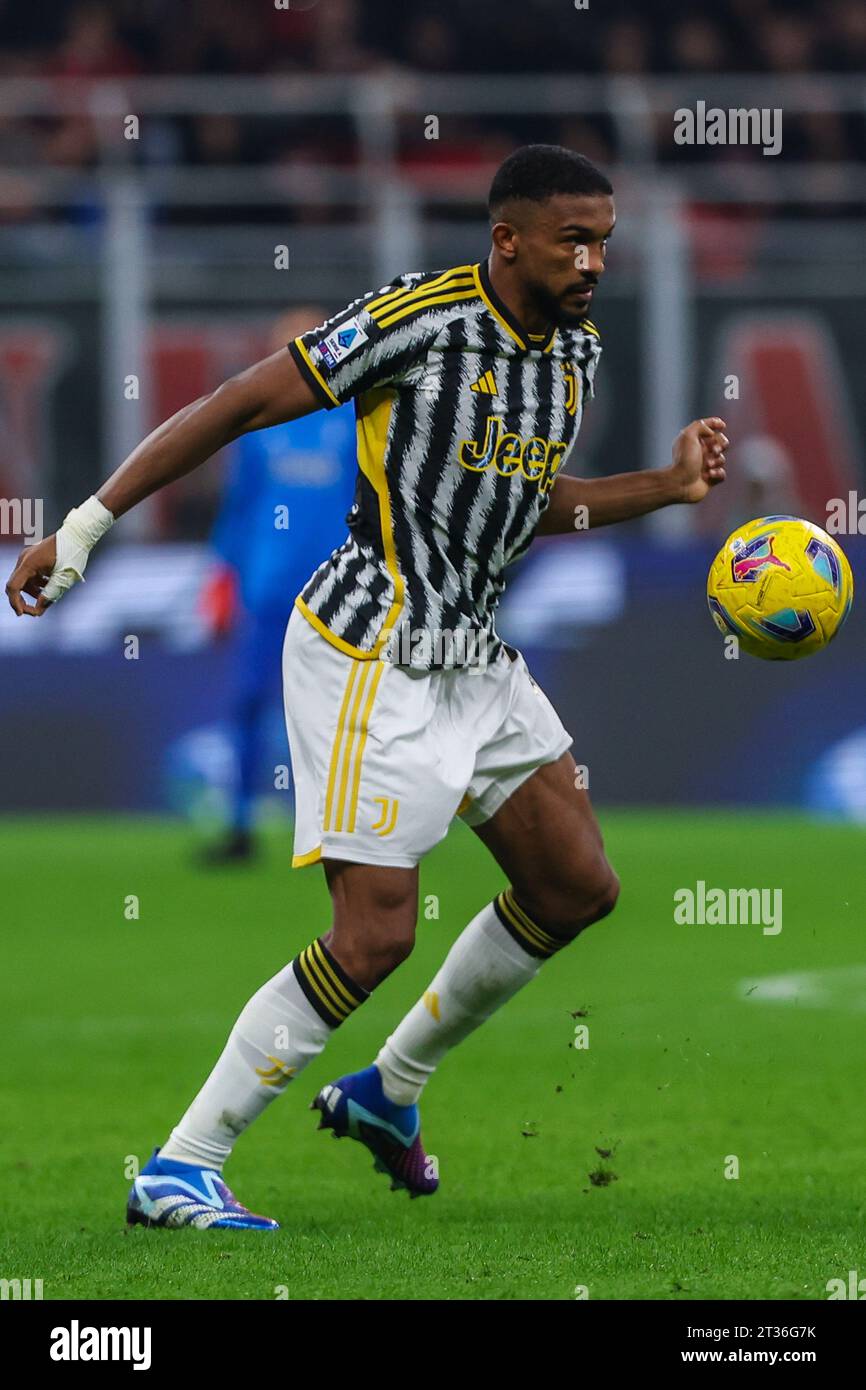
[5, 535, 58, 616]
[671, 417, 728, 504]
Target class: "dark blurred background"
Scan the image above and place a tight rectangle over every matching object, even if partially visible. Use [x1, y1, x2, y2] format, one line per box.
[0, 0, 864, 826]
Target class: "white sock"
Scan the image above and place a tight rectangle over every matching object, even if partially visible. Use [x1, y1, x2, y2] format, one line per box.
[160, 939, 367, 1170]
[375, 891, 564, 1106]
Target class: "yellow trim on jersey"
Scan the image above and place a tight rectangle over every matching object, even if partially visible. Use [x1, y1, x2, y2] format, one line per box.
[376, 282, 477, 329]
[293, 386, 404, 666]
[581, 319, 600, 339]
[366, 264, 468, 318]
[366, 264, 476, 320]
[294, 597, 378, 660]
[529, 331, 557, 354]
[471, 262, 526, 349]
[456, 791, 472, 817]
[355, 387, 405, 650]
[292, 844, 322, 868]
[292, 337, 341, 406]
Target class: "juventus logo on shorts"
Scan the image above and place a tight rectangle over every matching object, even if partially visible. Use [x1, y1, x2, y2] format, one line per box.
[372, 796, 399, 836]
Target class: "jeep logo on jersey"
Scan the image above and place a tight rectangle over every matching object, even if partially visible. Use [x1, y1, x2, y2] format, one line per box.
[457, 416, 569, 494]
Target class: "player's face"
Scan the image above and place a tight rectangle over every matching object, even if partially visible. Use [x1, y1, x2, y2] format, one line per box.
[519, 193, 615, 327]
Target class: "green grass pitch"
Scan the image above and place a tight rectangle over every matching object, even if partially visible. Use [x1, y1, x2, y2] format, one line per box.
[1, 810, 863, 1301]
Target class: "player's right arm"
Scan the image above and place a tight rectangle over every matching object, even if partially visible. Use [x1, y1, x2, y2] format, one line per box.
[5, 348, 321, 616]
[7, 268, 436, 617]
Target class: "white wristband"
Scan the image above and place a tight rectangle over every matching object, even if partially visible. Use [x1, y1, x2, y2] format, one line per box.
[42, 495, 115, 603]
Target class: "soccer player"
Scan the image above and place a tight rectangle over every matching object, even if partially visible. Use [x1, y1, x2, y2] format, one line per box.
[6, 145, 727, 1230]
[198, 308, 356, 864]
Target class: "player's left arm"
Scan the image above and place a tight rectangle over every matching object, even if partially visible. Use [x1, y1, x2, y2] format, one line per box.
[535, 417, 728, 536]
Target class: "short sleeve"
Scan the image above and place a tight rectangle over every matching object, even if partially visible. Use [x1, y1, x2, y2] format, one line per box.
[288, 271, 444, 409]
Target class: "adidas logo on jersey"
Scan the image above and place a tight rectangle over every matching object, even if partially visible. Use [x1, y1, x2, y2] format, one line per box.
[470, 369, 498, 396]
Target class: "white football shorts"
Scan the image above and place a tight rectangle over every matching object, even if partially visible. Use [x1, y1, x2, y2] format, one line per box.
[282, 603, 573, 870]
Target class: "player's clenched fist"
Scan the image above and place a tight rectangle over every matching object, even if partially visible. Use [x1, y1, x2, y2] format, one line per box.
[5, 534, 58, 617]
[5, 496, 115, 616]
[670, 417, 728, 504]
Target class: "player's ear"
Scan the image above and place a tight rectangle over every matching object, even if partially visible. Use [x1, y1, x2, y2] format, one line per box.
[490, 219, 519, 261]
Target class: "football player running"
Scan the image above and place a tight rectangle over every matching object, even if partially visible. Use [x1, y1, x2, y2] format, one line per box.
[6, 145, 727, 1229]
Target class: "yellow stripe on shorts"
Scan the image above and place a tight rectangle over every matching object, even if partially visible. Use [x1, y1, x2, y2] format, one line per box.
[323, 656, 387, 836]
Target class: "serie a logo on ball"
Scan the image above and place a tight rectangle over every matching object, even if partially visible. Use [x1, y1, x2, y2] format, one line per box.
[706, 516, 853, 661]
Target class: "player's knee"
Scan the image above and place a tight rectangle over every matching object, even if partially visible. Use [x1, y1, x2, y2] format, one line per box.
[564, 862, 619, 931]
[324, 861, 418, 987]
[376, 929, 416, 974]
[351, 922, 415, 987]
[585, 867, 620, 925]
[367, 882, 418, 960]
[326, 899, 417, 989]
[516, 861, 619, 940]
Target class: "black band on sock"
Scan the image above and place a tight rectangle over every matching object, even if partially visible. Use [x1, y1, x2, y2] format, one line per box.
[292, 937, 370, 1028]
[493, 888, 567, 960]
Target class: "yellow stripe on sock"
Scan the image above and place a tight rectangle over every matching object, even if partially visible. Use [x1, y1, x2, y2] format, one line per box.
[300, 946, 351, 1021]
[497, 891, 556, 956]
[310, 939, 363, 1013]
[504, 888, 560, 950]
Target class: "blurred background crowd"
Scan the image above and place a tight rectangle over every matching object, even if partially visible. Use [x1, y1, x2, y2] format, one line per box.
[0, 0, 864, 189]
[3, 0, 866, 79]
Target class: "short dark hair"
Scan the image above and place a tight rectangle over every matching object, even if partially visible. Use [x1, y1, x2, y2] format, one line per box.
[487, 144, 613, 220]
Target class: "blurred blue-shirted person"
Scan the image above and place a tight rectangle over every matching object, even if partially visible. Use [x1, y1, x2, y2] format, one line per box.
[199, 308, 357, 862]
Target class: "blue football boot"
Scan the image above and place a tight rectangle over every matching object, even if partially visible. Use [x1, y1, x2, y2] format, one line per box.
[126, 1148, 279, 1230]
[311, 1064, 439, 1197]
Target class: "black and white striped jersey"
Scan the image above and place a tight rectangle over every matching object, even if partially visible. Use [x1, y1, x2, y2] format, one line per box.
[287, 259, 601, 670]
